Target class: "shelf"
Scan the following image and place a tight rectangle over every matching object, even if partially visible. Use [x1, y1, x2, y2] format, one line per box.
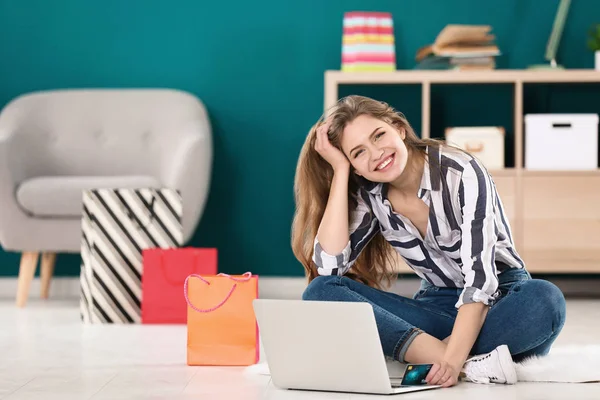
[326, 69, 600, 85]
[323, 69, 600, 273]
[486, 169, 600, 177]
[521, 169, 600, 177]
[487, 168, 517, 177]
[522, 250, 600, 273]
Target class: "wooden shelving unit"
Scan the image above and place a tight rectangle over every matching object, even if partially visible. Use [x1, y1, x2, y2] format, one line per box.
[325, 69, 600, 273]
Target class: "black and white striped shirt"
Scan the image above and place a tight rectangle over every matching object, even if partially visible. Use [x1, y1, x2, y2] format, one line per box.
[313, 145, 525, 309]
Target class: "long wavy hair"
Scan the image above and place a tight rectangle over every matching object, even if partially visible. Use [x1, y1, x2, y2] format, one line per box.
[291, 95, 445, 289]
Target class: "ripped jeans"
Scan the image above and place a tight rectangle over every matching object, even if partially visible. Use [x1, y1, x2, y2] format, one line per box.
[302, 268, 566, 363]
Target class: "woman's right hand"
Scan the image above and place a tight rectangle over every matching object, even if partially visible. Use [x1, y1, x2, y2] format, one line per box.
[314, 120, 350, 172]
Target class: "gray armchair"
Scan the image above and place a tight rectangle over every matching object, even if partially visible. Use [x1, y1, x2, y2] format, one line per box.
[0, 89, 212, 306]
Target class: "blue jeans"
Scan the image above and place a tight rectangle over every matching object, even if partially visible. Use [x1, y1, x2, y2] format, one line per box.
[302, 268, 566, 363]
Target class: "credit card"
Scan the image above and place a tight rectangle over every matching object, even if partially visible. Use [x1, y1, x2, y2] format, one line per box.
[401, 364, 433, 386]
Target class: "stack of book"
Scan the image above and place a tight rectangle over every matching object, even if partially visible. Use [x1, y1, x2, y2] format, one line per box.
[341, 11, 396, 72]
[449, 56, 496, 70]
[415, 25, 500, 70]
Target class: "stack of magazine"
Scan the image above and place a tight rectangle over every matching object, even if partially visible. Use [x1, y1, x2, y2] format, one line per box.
[415, 25, 500, 70]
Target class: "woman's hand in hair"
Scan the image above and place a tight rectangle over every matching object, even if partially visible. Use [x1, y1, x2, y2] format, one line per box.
[314, 120, 350, 173]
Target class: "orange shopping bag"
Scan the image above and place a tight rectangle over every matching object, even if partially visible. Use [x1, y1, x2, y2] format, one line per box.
[184, 272, 259, 366]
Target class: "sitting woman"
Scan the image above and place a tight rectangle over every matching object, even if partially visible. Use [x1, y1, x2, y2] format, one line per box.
[291, 95, 566, 387]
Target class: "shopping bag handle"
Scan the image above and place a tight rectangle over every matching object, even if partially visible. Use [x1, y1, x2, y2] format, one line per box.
[184, 272, 253, 313]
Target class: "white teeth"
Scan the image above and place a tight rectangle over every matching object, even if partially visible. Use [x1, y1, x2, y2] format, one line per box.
[377, 156, 393, 170]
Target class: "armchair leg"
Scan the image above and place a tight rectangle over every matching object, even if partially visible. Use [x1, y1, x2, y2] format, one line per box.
[16, 252, 40, 307]
[40, 252, 57, 299]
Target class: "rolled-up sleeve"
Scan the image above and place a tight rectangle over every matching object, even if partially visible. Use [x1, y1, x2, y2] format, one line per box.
[456, 158, 500, 309]
[313, 190, 380, 276]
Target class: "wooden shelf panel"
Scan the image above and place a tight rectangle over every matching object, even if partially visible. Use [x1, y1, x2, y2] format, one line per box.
[488, 168, 518, 177]
[475, 169, 600, 176]
[523, 175, 600, 218]
[522, 176, 600, 269]
[325, 68, 600, 274]
[521, 169, 600, 177]
[393, 247, 600, 274]
[524, 220, 600, 249]
[326, 69, 600, 85]
[523, 249, 600, 273]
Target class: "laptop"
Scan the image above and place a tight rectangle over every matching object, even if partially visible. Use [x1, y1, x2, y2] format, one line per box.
[252, 299, 442, 395]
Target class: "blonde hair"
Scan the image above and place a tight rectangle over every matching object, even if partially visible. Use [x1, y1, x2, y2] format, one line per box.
[291, 95, 444, 289]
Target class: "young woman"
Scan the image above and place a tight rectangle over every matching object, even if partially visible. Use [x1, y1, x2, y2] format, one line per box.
[291, 95, 566, 388]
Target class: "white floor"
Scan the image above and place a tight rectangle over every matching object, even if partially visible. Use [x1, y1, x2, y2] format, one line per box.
[2, 298, 600, 400]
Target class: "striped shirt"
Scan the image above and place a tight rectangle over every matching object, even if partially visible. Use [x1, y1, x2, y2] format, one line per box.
[313, 145, 526, 309]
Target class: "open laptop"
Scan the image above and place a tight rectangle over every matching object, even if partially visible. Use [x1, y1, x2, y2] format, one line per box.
[253, 299, 442, 395]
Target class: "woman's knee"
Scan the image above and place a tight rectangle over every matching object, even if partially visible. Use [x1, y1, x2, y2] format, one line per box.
[302, 275, 342, 301]
[519, 279, 566, 332]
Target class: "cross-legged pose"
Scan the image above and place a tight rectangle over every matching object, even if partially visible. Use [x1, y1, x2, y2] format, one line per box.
[291, 95, 566, 387]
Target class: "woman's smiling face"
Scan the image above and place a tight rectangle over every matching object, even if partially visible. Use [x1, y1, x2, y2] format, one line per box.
[340, 114, 409, 183]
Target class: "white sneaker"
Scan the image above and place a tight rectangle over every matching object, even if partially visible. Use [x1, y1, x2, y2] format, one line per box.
[462, 345, 517, 384]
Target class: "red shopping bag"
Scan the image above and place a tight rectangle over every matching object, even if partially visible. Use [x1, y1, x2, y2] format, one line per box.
[185, 272, 259, 366]
[141, 247, 217, 324]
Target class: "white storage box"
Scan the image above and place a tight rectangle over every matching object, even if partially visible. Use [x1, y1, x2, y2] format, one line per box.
[445, 126, 505, 170]
[525, 114, 599, 170]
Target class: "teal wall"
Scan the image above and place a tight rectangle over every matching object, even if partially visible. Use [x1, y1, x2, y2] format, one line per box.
[0, 0, 599, 277]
